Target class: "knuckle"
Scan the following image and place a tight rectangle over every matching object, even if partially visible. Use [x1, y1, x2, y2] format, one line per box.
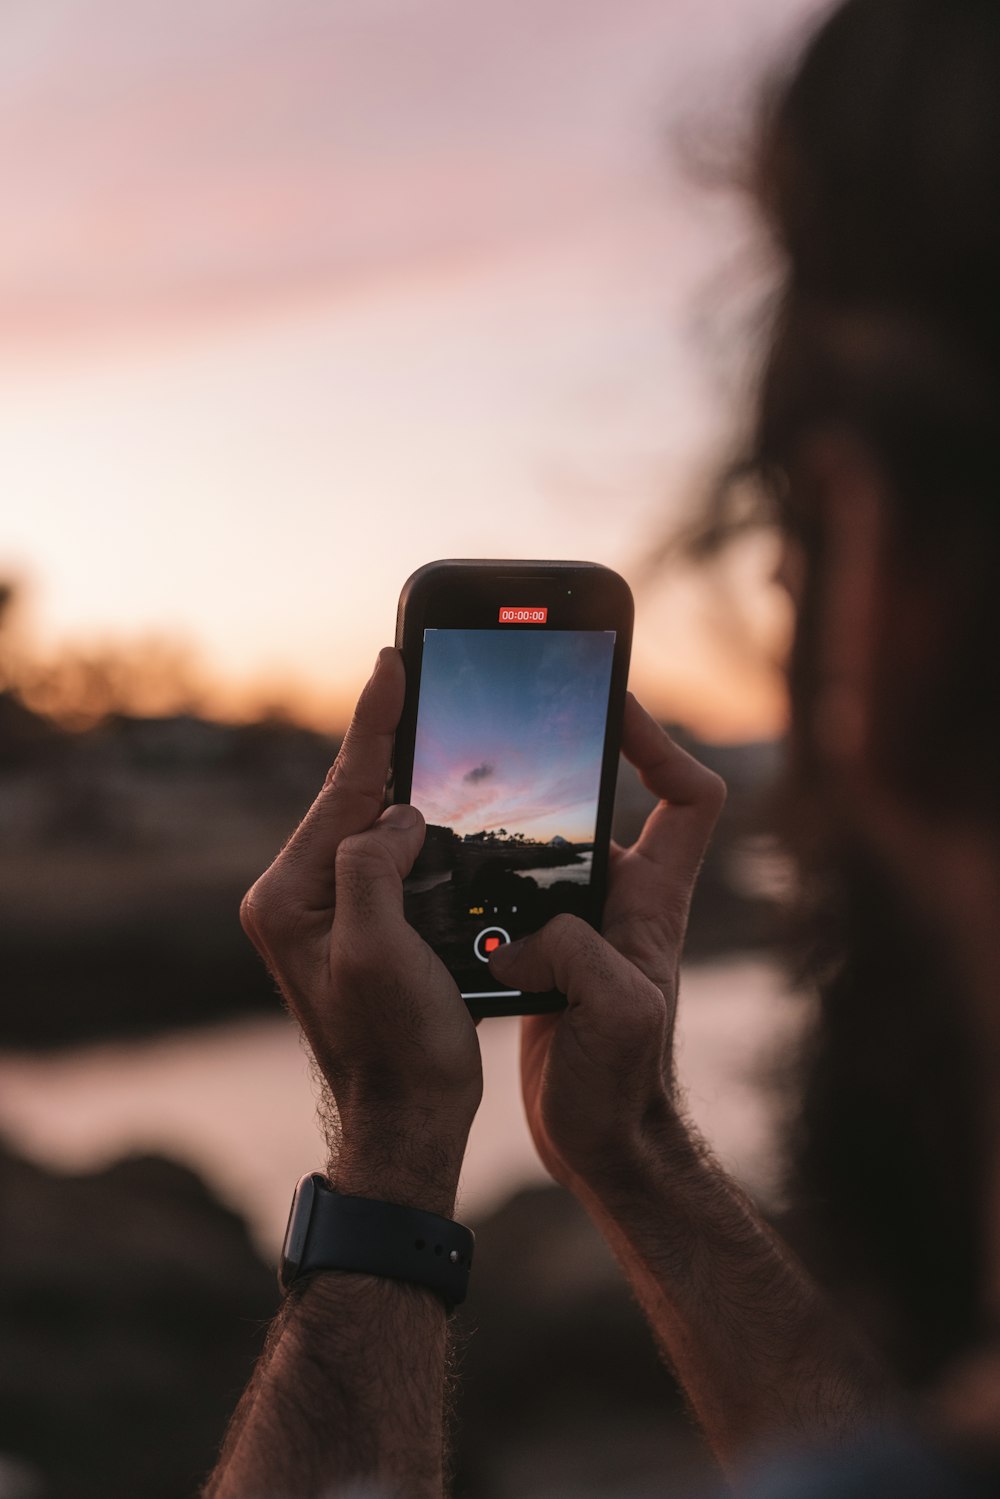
[704, 769, 727, 808]
[239, 872, 273, 938]
[545, 913, 582, 967]
[321, 748, 342, 790]
[329, 937, 374, 989]
[335, 834, 393, 928]
[614, 976, 668, 1060]
[335, 832, 389, 880]
[546, 913, 614, 988]
[323, 752, 384, 813]
[632, 973, 666, 1027]
[239, 866, 296, 945]
[238, 885, 259, 938]
[546, 912, 586, 947]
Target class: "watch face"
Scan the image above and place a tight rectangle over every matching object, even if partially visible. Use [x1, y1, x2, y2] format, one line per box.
[278, 1173, 320, 1293]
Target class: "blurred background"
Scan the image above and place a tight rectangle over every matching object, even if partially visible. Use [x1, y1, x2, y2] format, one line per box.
[0, 2, 827, 1495]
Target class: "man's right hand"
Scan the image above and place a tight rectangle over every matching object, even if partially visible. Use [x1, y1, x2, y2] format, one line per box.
[240, 647, 482, 1216]
[207, 651, 483, 1499]
[488, 692, 726, 1193]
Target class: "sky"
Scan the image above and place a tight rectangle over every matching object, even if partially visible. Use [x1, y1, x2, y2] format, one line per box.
[410, 627, 616, 842]
[0, 0, 825, 739]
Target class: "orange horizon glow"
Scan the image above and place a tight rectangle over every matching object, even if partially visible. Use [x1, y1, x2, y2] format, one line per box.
[0, 0, 818, 754]
[8, 620, 788, 746]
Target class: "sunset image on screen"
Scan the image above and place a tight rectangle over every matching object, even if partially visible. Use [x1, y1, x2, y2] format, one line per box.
[410, 627, 616, 849]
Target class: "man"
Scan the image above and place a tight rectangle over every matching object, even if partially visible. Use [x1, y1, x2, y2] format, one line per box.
[205, 0, 1000, 1491]
[201, 652, 885, 1499]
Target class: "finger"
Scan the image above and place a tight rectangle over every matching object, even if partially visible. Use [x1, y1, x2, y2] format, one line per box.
[332, 804, 426, 943]
[622, 692, 726, 809]
[495, 918, 665, 1089]
[282, 647, 405, 893]
[489, 913, 652, 1010]
[619, 693, 726, 881]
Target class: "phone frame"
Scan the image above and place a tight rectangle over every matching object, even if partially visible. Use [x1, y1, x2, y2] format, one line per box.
[391, 558, 634, 1018]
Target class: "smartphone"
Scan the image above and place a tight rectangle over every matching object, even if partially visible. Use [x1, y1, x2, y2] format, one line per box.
[391, 559, 633, 1018]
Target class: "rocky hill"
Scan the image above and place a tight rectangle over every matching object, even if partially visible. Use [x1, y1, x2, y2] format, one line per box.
[0, 1144, 276, 1499]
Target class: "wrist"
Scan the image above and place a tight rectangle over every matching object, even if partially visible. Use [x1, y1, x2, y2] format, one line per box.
[332, 1124, 467, 1219]
[331, 1160, 462, 1218]
[571, 1089, 693, 1207]
[281, 1172, 474, 1310]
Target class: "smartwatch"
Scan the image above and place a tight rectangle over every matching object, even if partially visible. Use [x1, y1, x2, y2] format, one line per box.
[278, 1173, 475, 1311]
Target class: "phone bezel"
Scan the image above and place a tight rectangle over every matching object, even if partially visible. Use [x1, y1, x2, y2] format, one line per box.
[392, 559, 634, 1019]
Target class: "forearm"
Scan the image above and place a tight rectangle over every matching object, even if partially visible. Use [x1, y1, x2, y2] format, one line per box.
[204, 1141, 465, 1499]
[204, 1271, 453, 1499]
[576, 1101, 892, 1474]
[217, 647, 484, 1498]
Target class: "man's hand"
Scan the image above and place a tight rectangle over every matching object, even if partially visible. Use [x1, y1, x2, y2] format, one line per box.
[204, 650, 481, 1499]
[240, 647, 482, 1214]
[490, 695, 889, 1471]
[489, 691, 725, 1192]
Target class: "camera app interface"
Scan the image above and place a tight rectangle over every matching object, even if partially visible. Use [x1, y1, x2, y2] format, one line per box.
[405, 627, 616, 998]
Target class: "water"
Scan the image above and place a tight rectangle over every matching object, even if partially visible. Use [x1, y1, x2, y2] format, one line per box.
[407, 851, 594, 894]
[518, 852, 593, 888]
[0, 957, 810, 1258]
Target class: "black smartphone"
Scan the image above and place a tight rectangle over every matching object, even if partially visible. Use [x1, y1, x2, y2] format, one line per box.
[391, 559, 633, 1018]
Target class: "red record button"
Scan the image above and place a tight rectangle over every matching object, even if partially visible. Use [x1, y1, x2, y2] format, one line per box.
[474, 926, 511, 962]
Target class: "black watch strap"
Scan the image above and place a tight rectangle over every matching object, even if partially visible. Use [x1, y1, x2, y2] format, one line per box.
[279, 1173, 475, 1310]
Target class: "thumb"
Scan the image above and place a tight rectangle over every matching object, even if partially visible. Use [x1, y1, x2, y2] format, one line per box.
[489, 914, 656, 1016]
[492, 915, 670, 1124]
[333, 803, 426, 935]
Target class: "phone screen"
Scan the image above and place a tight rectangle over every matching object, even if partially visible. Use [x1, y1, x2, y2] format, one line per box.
[404, 626, 617, 1001]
